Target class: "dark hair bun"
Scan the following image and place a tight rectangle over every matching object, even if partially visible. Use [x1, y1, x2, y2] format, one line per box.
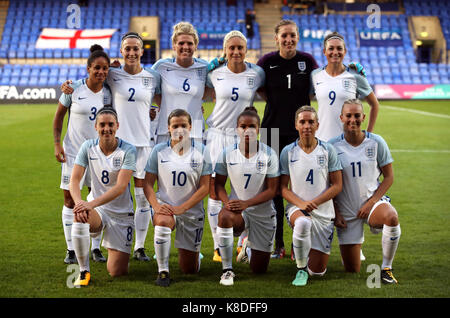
[243, 106, 258, 113]
[90, 44, 104, 53]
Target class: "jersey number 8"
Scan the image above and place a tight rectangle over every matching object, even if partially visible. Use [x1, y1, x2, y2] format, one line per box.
[101, 170, 109, 184]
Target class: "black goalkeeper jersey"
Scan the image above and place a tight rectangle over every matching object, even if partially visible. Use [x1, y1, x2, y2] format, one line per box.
[257, 50, 318, 137]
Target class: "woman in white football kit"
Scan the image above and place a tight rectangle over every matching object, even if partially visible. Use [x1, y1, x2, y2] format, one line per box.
[53, 45, 111, 264]
[311, 32, 379, 142]
[151, 22, 208, 145]
[204, 30, 265, 262]
[62, 33, 161, 261]
[280, 106, 343, 287]
[214, 107, 279, 286]
[143, 109, 211, 287]
[70, 107, 137, 286]
[329, 99, 401, 284]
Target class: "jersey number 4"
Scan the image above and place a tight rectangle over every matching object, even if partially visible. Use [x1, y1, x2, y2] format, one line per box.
[306, 169, 314, 185]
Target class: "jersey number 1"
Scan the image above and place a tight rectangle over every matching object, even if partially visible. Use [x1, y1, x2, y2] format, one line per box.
[286, 74, 291, 89]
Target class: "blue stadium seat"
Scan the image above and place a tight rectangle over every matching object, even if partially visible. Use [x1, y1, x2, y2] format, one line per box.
[38, 77, 48, 86]
[29, 76, 38, 86]
[10, 76, 19, 85]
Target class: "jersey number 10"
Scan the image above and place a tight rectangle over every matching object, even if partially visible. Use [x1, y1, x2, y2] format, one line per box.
[172, 171, 187, 186]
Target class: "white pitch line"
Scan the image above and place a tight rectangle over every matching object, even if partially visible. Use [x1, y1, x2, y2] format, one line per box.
[391, 149, 450, 153]
[381, 105, 450, 119]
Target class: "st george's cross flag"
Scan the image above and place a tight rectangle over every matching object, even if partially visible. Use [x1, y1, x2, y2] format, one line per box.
[35, 28, 117, 49]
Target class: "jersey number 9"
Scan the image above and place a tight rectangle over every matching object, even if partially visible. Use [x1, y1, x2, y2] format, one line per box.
[329, 91, 336, 105]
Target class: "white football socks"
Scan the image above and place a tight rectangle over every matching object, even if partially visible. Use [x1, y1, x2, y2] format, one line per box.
[134, 187, 151, 251]
[90, 231, 102, 251]
[217, 226, 234, 270]
[62, 206, 74, 251]
[381, 224, 401, 269]
[292, 217, 312, 269]
[72, 222, 90, 272]
[154, 225, 172, 273]
[207, 198, 222, 250]
[237, 229, 248, 247]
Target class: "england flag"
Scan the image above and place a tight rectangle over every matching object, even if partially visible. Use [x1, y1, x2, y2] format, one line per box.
[35, 28, 117, 49]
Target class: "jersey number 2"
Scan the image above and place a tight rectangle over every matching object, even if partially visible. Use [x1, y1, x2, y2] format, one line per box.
[128, 88, 136, 102]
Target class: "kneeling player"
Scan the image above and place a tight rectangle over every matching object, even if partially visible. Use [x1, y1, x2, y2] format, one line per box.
[143, 109, 211, 287]
[329, 99, 401, 284]
[280, 106, 343, 286]
[214, 107, 279, 286]
[70, 108, 136, 286]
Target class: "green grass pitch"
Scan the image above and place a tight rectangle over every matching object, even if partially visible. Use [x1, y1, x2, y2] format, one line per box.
[0, 100, 449, 298]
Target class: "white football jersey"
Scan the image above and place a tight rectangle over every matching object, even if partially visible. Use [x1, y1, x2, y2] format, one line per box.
[311, 66, 372, 141]
[206, 62, 265, 130]
[59, 79, 112, 158]
[215, 142, 279, 216]
[329, 132, 394, 219]
[75, 138, 136, 214]
[152, 58, 208, 139]
[145, 139, 212, 209]
[280, 138, 342, 222]
[106, 67, 161, 147]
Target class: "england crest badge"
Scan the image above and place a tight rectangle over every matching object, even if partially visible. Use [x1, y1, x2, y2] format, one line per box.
[113, 157, 122, 168]
[365, 146, 376, 159]
[247, 76, 255, 88]
[317, 155, 326, 168]
[298, 61, 306, 71]
[142, 77, 152, 88]
[256, 159, 266, 173]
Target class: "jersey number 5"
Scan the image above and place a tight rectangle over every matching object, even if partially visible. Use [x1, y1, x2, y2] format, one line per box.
[231, 87, 239, 101]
